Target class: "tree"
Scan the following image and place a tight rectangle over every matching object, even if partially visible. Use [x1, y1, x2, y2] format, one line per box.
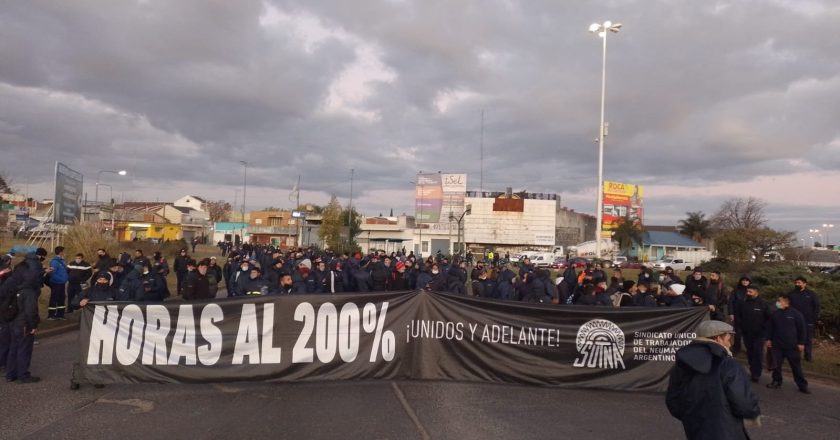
[715, 227, 795, 262]
[611, 215, 644, 256]
[0, 173, 13, 194]
[318, 196, 343, 250]
[712, 197, 767, 230]
[678, 211, 713, 242]
[205, 200, 232, 222]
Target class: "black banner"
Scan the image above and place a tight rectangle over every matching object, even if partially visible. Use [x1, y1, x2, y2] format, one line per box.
[77, 290, 707, 391]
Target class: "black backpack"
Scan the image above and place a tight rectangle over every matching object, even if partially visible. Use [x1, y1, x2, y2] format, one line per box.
[0, 275, 22, 322]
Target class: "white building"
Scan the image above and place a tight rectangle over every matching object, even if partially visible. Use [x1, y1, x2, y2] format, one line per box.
[359, 215, 415, 254]
[173, 195, 207, 212]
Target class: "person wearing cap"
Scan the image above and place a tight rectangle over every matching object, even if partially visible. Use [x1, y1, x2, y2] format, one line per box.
[666, 320, 760, 440]
[118, 260, 165, 302]
[735, 285, 772, 382]
[173, 248, 190, 299]
[766, 293, 809, 393]
[76, 271, 118, 307]
[664, 283, 692, 307]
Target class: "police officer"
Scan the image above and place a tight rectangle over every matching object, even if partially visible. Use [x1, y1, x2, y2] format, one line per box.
[181, 260, 213, 300]
[6, 249, 48, 383]
[788, 276, 820, 362]
[66, 253, 93, 314]
[766, 293, 809, 393]
[241, 267, 268, 296]
[735, 285, 772, 382]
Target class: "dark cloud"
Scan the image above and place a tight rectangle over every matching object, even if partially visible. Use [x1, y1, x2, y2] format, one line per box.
[1, 0, 838, 236]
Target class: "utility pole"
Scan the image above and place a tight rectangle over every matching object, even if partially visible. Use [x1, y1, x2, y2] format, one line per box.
[348, 168, 354, 239]
[296, 175, 301, 247]
[480, 109, 484, 194]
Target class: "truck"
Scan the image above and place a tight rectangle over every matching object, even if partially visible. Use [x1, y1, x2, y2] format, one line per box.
[650, 250, 713, 271]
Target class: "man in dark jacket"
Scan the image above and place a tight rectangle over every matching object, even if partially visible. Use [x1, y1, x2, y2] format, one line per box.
[729, 276, 752, 354]
[5, 278, 41, 383]
[76, 271, 119, 307]
[684, 268, 707, 301]
[173, 249, 190, 298]
[788, 276, 820, 362]
[241, 267, 269, 296]
[633, 281, 658, 307]
[369, 257, 390, 292]
[766, 293, 809, 393]
[66, 253, 93, 314]
[735, 285, 772, 382]
[94, 248, 111, 271]
[181, 260, 213, 300]
[666, 320, 760, 440]
[118, 262, 166, 302]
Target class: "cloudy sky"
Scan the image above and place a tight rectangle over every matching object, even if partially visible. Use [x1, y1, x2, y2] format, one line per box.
[1, 0, 839, 241]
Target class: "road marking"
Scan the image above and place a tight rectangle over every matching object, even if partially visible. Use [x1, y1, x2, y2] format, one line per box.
[390, 382, 431, 440]
[95, 398, 155, 414]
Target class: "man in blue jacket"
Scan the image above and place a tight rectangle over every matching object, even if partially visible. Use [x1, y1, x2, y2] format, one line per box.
[48, 246, 69, 320]
[766, 293, 809, 393]
[666, 320, 760, 440]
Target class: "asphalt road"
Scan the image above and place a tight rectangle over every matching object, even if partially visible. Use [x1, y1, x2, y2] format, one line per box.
[2, 330, 839, 440]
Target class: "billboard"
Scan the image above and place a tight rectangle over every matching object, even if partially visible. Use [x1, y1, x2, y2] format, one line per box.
[602, 181, 643, 238]
[415, 173, 466, 231]
[54, 162, 84, 225]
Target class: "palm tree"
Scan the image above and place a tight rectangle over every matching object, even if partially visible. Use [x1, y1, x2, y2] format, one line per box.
[678, 211, 713, 242]
[611, 216, 644, 256]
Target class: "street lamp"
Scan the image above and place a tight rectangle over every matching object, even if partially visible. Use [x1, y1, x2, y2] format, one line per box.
[809, 228, 822, 247]
[589, 20, 622, 259]
[449, 204, 472, 258]
[95, 169, 127, 204]
[823, 223, 834, 248]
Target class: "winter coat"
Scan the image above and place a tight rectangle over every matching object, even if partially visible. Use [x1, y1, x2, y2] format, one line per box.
[390, 271, 409, 291]
[20, 253, 46, 292]
[666, 340, 760, 440]
[416, 270, 433, 290]
[634, 291, 658, 307]
[174, 255, 190, 274]
[370, 263, 391, 291]
[472, 278, 497, 298]
[446, 267, 467, 295]
[685, 276, 708, 299]
[241, 276, 269, 296]
[767, 307, 806, 350]
[118, 270, 166, 302]
[182, 271, 213, 300]
[327, 270, 345, 293]
[49, 255, 69, 284]
[76, 282, 118, 304]
[788, 288, 820, 325]
[734, 296, 771, 338]
[428, 272, 447, 291]
[67, 260, 93, 285]
[494, 271, 517, 300]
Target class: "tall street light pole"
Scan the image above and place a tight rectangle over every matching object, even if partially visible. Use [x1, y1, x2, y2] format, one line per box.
[823, 223, 834, 248]
[240, 161, 247, 245]
[95, 169, 127, 204]
[589, 20, 622, 259]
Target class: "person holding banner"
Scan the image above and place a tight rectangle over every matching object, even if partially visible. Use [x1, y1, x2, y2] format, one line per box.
[666, 320, 760, 440]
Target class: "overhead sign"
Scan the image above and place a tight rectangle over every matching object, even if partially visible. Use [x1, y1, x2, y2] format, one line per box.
[54, 162, 84, 225]
[415, 173, 466, 231]
[602, 181, 643, 238]
[76, 290, 706, 391]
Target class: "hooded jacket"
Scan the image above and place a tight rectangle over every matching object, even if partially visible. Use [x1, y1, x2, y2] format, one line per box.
[666, 340, 760, 440]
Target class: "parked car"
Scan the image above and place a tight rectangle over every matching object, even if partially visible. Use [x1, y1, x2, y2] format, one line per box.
[611, 256, 628, 268]
[552, 257, 589, 270]
[651, 256, 695, 271]
[619, 261, 645, 269]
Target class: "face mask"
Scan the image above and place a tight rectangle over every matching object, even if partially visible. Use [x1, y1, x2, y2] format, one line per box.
[775, 301, 783, 309]
[143, 269, 149, 275]
[241, 265, 249, 271]
[432, 271, 439, 275]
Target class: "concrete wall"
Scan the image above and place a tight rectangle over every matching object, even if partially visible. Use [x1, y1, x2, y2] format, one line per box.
[555, 208, 596, 247]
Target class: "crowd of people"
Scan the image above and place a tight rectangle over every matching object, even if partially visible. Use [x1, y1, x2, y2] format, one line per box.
[0, 243, 823, 394]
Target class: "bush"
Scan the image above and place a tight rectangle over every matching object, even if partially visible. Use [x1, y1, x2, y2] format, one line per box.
[118, 239, 188, 259]
[62, 223, 119, 261]
[744, 264, 840, 336]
